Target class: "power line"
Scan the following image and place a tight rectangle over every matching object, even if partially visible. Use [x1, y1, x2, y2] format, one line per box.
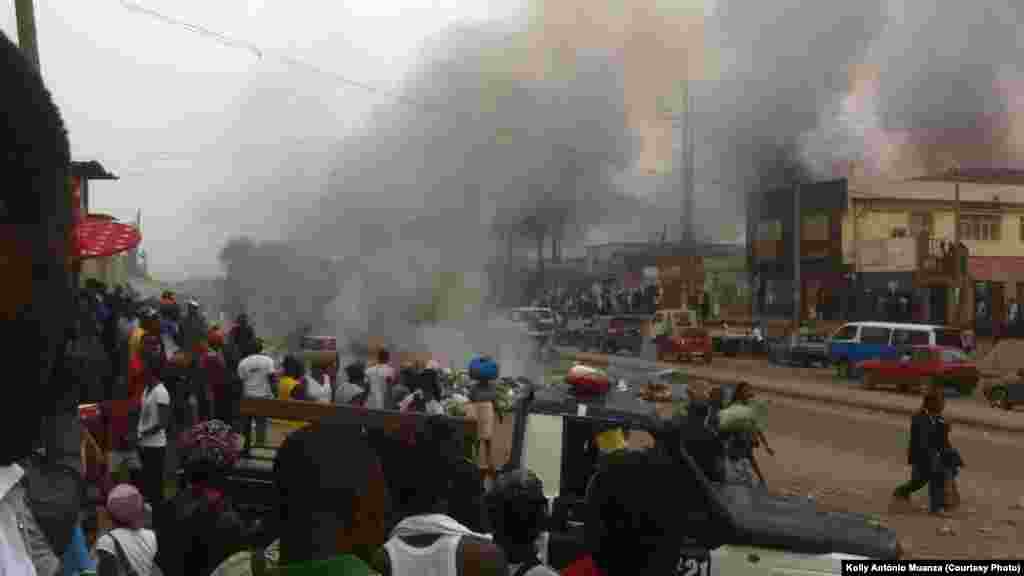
[119, 0, 441, 111]
[117, 1, 629, 168]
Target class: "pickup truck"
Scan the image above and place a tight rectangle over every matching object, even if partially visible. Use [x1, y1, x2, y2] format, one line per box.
[506, 377, 901, 574]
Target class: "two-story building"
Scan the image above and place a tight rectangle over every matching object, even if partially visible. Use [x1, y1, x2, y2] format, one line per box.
[844, 169, 1024, 333]
[753, 179, 850, 322]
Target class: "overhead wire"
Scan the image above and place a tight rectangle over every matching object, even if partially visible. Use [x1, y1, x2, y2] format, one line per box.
[119, 0, 453, 113]
[117, 0, 627, 168]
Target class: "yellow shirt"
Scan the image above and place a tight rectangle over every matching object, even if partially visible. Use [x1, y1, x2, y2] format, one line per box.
[128, 327, 146, 360]
[595, 428, 627, 453]
[272, 376, 306, 430]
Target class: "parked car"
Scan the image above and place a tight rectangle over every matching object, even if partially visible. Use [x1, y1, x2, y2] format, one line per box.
[658, 326, 713, 364]
[296, 335, 337, 367]
[508, 307, 558, 348]
[767, 333, 829, 367]
[507, 379, 901, 574]
[858, 345, 979, 396]
[826, 322, 964, 379]
[982, 374, 1024, 410]
[598, 315, 647, 356]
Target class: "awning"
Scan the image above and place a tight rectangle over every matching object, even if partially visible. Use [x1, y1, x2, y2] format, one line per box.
[74, 216, 141, 260]
[969, 256, 1024, 283]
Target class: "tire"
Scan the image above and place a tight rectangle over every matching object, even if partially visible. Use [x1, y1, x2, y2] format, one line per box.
[861, 370, 876, 389]
[989, 386, 1010, 409]
[838, 359, 851, 379]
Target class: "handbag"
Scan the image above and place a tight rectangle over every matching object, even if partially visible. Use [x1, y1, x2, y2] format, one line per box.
[109, 532, 164, 576]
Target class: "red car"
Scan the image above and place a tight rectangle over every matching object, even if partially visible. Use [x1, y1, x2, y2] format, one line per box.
[657, 327, 713, 364]
[858, 345, 979, 395]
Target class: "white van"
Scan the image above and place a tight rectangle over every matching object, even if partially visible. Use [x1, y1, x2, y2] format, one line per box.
[826, 322, 964, 378]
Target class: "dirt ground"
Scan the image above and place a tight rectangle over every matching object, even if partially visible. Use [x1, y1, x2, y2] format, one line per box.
[750, 395, 1024, 559]
[485, 379, 1024, 560]
[696, 354, 1005, 407]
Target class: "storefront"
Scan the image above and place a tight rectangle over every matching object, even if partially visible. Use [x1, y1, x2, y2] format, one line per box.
[851, 272, 919, 323]
[968, 256, 1024, 336]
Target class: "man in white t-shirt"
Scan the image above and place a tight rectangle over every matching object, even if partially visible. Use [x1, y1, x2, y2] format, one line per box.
[137, 334, 171, 507]
[238, 339, 276, 446]
[365, 349, 397, 411]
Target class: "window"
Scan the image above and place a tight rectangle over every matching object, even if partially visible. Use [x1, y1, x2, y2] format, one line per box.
[960, 215, 1001, 241]
[893, 329, 929, 346]
[860, 326, 892, 345]
[802, 213, 830, 242]
[833, 324, 858, 341]
[911, 348, 933, 362]
[935, 329, 963, 348]
[910, 213, 933, 237]
[941, 349, 967, 363]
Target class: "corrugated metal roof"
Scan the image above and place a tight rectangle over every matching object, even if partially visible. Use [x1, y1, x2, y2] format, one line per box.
[71, 160, 118, 180]
[851, 172, 1024, 205]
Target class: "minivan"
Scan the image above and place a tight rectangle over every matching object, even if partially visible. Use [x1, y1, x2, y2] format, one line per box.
[826, 322, 964, 379]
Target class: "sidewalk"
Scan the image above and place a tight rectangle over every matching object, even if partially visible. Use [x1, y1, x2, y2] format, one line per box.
[559, 349, 1024, 435]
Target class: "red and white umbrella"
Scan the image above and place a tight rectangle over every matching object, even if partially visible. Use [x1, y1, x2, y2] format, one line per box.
[74, 214, 141, 260]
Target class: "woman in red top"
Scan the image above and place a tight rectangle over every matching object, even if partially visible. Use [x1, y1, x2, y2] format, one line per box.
[201, 334, 229, 423]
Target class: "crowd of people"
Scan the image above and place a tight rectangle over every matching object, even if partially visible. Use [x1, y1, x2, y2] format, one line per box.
[533, 284, 659, 319]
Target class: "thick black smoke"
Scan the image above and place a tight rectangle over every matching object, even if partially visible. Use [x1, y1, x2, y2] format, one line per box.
[705, 0, 1023, 228]
[218, 237, 341, 343]
[795, 0, 1024, 179]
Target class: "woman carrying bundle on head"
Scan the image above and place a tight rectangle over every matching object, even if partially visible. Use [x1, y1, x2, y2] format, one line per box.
[162, 419, 247, 575]
[466, 356, 499, 479]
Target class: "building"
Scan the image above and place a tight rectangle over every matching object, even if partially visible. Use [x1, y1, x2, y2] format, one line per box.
[845, 169, 1024, 333]
[752, 179, 850, 322]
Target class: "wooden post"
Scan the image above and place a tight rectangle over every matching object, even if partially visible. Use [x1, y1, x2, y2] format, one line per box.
[14, 0, 40, 71]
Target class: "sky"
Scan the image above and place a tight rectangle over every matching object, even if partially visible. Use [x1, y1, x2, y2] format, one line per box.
[1, 0, 523, 281]
[7, 0, 1022, 284]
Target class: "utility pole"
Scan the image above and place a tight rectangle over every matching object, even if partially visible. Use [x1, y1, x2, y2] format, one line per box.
[19, 0, 81, 474]
[953, 171, 962, 326]
[793, 180, 802, 328]
[682, 81, 696, 257]
[15, 0, 41, 70]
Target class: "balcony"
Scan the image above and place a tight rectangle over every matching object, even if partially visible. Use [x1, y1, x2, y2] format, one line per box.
[856, 237, 919, 272]
[919, 237, 964, 277]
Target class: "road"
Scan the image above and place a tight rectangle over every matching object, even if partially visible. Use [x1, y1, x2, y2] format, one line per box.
[503, 355, 1024, 560]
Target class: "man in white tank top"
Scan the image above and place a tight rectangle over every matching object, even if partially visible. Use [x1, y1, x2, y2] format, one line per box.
[376, 423, 508, 576]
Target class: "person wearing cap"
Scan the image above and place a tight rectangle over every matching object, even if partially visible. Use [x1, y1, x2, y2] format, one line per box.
[95, 484, 158, 576]
[466, 356, 499, 479]
[486, 470, 559, 576]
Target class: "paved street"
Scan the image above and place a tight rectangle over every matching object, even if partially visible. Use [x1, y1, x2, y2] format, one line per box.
[518, 353, 1024, 559]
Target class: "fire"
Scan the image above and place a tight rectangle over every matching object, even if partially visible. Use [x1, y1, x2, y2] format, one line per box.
[485, 0, 712, 176]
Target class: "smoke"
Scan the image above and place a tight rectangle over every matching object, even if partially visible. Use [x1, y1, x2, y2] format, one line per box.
[218, 237, 341, 341]
[796, 0, 1024, 180]
[274, 22, 633, 376]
